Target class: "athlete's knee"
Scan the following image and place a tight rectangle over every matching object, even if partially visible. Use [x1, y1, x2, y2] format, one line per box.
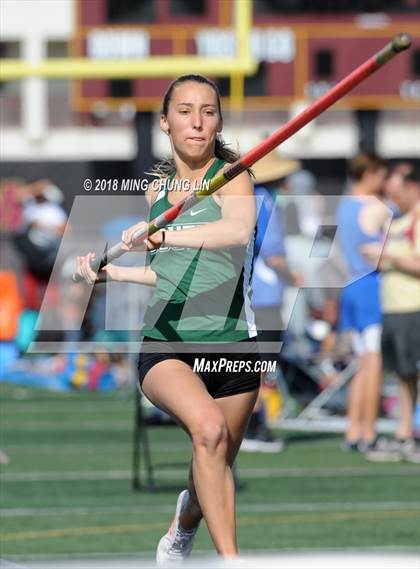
[191, 413, 228, 455]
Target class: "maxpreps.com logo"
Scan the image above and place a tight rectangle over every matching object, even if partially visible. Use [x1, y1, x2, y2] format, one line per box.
[193, 358, 276, 374]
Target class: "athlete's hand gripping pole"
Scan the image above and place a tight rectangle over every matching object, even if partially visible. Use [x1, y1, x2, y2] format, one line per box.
[72, 33, 411, 283]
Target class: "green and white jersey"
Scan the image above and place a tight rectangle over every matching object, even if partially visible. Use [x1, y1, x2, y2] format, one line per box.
[142, 158, 257, 343]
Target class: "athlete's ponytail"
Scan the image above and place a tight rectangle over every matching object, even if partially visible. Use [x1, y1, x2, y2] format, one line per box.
[214, 136, 240, 164]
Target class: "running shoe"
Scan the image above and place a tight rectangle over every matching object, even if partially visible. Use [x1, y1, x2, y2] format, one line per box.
[156, 489, 198, 567]
[400, 439, 420, 464]
[340, 439, 362, 452]
[364, 437, 403, 462]
[241, 427, 285, 453]
[0, 449, 10, 465]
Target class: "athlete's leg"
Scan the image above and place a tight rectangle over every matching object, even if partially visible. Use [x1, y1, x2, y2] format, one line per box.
[346, 331, 365, 443]
[360, 351, 382, 443]
[216, 389, 260, 462]
[346, 366, 365, 443]
[346, 326, 382, 445]
[359, 326, 383, 443]
[394, 313, 419, 441]
[181, 389, 258, 533]
[396, 376, 418, 441]
[142, 360, 240, 556]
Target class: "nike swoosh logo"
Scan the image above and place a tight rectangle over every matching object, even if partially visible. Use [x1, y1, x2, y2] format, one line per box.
[190, 208, 207, 217]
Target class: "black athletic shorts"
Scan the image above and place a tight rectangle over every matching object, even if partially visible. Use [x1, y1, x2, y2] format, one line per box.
[382, 311, 420, 378]
[138, 337, 261, 399]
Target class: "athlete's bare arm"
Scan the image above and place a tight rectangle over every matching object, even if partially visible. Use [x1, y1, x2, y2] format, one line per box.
[76, 251, 157, 286]
[122, 171, 255, 251]
[359, 197, 392, 236]
[75, 183, 161, 285]
[169, 170, 255, 250]
[362, 243, 420, 278]
[387, 254, 420, 277]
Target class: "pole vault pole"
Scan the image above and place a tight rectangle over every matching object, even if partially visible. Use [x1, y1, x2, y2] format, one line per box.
[72, 33, 411, 282]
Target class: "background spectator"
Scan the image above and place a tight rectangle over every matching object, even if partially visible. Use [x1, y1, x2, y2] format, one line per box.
[363, 164, 420, 463]
[336, 153, 389, 453]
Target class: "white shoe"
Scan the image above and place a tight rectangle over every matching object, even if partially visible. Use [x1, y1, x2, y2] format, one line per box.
[0, 450, 10, 465]
[156, 489, 198, 567]
[400, 439, 420, 464]
[241, 433, 285, 454]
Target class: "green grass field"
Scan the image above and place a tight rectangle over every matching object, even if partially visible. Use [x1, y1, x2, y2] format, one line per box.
[1, 384, 419, 563]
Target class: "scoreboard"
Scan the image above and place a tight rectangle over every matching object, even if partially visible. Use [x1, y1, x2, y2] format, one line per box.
[71, 0, 420, 112]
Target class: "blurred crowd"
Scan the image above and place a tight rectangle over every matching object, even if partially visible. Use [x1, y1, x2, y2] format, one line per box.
[242, 153, 419, 464]
[0, 177, 132, 394]
[0, 155, 419, 463]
